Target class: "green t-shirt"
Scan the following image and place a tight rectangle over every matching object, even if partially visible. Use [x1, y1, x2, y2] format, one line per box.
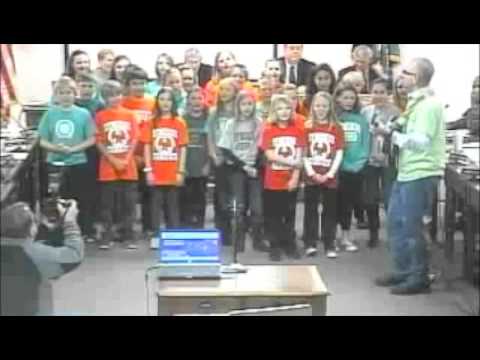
[38, 105, 95, 166]
[146, 81, 162, 97]
[397, 88, 447, 182]
[338, 111, 370, 173]
[75, 97, 104, 117]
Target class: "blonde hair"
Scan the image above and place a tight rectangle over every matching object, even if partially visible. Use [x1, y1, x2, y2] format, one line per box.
[53, 76, 77, 95]
[268, 94, 293, 124]
[342, 71, 365, 87]
[101, 80, 123, 101]
[309, 91, 338, 128]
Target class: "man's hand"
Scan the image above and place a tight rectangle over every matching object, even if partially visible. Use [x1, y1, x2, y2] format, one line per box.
[58, 199, 79, 223]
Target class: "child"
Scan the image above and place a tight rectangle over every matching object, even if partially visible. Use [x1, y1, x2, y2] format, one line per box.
[180, 87, 210, 228]
[207, 77, 239, 246]
[204, 51, 237, 107]
[303, 63, 337, 116]
[256, 77, 282, 122]
[146, 53, 174, 97]
[94, 49, 115, 87]
[179, 65, 196, 94]
[142, 87, 189, 249]
[334, 83, 370, 252]
[360, 79, 400, 248]
[38, 76, 96, 239]
[110, 55, 131, 82]
[261, 94, 305, 261]
[218, 90, 267, 253]
[95, 80, 140, 250]
[74, 73, 105, 242]
[231, 64, 258, 101]
[165, 67, 188, 116]
[121, 66, 156, 240]
[303, 92, 344, 258]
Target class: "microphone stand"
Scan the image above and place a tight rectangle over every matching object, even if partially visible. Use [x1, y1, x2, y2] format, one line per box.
[223, 198, 248, 274]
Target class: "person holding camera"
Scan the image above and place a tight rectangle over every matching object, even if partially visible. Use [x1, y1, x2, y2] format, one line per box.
[1, 200, 84, 316]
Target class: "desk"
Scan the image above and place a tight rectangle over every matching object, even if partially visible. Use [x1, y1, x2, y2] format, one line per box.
[444, 164, 479, 284]
[157, 265, 330, 316]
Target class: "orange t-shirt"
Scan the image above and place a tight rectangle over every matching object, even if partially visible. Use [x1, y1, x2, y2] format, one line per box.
[121, 95, 156, 163]
[95, 106, 139, 182]
[140, 116, 189, 186]
[204, 79, 258, 107]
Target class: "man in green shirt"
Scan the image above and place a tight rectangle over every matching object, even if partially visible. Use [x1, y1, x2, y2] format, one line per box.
[376, 58, 446, 295]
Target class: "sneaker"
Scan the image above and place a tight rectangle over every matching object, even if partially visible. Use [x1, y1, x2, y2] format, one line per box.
[269, 249, 282, 262]
[84, 235, 96, 244]
[342, 240, 358, 252]
[98, 243, 111, 250]
[305, 247, 318, 257]
[127, 243, 138, 250]
[326, 250, 338, 259]
[150, 237, 159, 250]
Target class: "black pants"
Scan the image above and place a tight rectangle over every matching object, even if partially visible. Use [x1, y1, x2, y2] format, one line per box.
[138, 172, 153, 233]
[213, 164, 232, 245]
[264, 189, 298, 253]
[151, 186, 180, 234]
[364, 165, 383, 232]
[337, 171, 364, 231]
[100, 181, 137, 244]
[56, 163, 95, 237]
[303, 185, 337, 251]
[180, 177, 207, 228]
[84, 146, 100, 227]
[228, 168, 264, 245]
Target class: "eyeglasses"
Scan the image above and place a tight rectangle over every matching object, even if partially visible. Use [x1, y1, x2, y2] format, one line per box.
[402, 69, 417, 77]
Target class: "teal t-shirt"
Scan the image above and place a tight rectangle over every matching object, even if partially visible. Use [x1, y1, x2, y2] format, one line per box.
[38, 105, 95, 166]
[75, 97, 104, 117]
[146, 80, 162, 97]
[338, 111, 370, 173]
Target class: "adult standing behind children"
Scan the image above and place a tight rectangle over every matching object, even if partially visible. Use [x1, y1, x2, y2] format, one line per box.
[278, 44, 315, 87]
[204, 51, 237, 107]
[184, 48, 213, 88]
[376, 58, 446, 295]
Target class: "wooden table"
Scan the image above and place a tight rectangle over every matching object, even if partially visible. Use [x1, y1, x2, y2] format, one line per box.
[157, 265, 330, 316]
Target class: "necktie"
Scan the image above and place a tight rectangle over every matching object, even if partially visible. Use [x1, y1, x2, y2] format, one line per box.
[289, 65, 297, 85]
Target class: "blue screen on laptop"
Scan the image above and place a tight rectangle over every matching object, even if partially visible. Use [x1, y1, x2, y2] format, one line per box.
[158, 230, 221, 264]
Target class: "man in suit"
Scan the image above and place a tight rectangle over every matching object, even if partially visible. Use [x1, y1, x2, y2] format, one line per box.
[339, 45, 386, 94]
[278, 44, 315, 87]
[184, 48, 213, 88]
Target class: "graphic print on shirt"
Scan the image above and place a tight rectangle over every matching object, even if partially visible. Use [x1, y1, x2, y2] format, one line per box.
[105, 120, 131, 154]
[152, 128, 178, 161]
[234, 131, 256, 163]
[341, 122, 361, 144]
[188, 128, 205, 148]
[134, 110, 153, 124]
[55, 119, 75, 139]
[309, 132, 335, 167]
[271, 136, 297, 171]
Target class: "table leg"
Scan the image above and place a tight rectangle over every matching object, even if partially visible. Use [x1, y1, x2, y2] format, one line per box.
[311, 296, 327, 316]
[445, 187, 456, 263]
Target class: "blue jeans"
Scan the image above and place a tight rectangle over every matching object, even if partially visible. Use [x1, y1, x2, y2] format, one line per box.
[387, 176, 439, 286]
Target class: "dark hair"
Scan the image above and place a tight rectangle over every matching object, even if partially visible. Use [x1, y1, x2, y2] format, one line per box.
[334, 81, 361, 113]
[233, 64, 249, 81]
[154, 87, 178, 118]
[0, 202, 34, 239]
[66, 50, 91, 78]
[305, 63, 336, 109]
[155, 53, 175, 79]
[110, 55, 131, 81]
[123, 65, 149, 87]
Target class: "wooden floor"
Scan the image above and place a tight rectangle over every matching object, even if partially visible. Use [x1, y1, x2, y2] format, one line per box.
[52, 204, 479, 316]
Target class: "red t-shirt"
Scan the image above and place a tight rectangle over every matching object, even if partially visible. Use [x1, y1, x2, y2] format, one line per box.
[140, 116, 188, 186]
[304, 122, 345, 188]
[95, 106, 139, 182]
[261, 122, 306, 190]
[294, 113, 305, 131]
[121, 95, 156, 162]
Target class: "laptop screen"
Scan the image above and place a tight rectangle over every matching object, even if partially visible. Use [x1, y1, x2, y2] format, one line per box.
[158, 230, 222, 264]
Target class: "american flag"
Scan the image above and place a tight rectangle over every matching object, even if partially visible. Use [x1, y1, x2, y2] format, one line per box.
[1, 44, 18, 119]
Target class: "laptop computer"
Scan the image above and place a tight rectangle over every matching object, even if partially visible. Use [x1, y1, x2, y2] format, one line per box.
[157, 229, 222, 280]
